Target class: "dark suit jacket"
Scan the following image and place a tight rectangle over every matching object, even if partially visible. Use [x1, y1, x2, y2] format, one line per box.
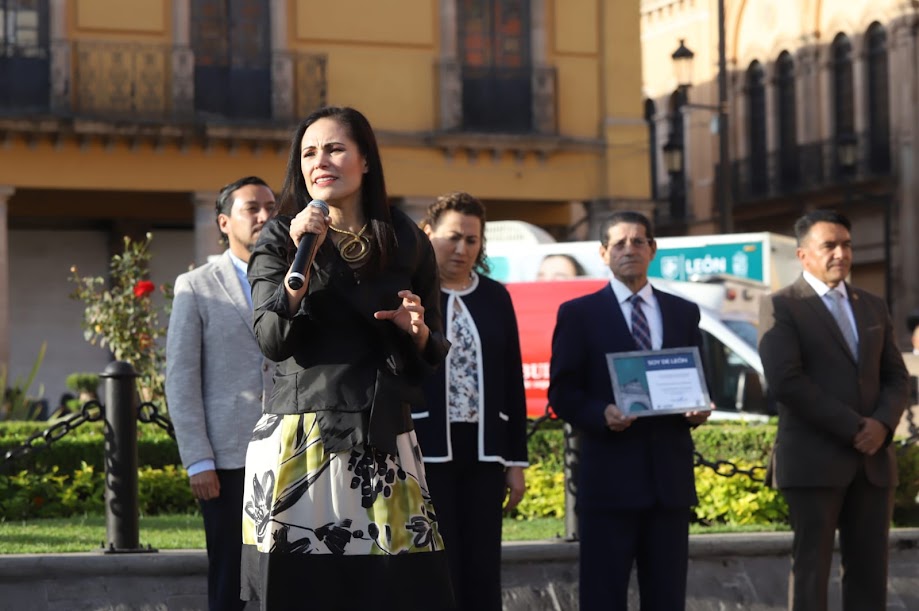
[248, 209, 450, 456]
[548, 284, 704, 510]
[758, 276, 909, 489]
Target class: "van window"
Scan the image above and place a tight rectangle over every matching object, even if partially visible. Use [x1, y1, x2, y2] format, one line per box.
[701, 330, 751, 411]
[722, 319, 758, 349]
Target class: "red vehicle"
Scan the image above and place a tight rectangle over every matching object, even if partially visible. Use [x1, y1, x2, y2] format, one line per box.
[505, 279, 607, 419]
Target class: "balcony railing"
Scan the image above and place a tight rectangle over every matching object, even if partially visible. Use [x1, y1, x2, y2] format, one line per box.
[0, 40, 327, 127]
[437, 61, 557, 135]
[732, 132, 893, 204]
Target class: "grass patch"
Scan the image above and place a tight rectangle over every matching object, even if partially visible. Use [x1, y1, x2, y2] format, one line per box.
[0, 515, 792, 554]
[503, 517, 567, 541]
[0, 515, 565, 554]
[0, 514, 205, 554]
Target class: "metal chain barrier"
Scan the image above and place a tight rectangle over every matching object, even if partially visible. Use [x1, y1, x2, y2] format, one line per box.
[0, 400, 104, 473]
[137, 401, 175, 439]
[693, 450, 767, 482]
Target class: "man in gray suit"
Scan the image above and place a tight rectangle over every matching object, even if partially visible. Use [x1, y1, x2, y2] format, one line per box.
[166, 176, 277, 611]
[759, 210, 908, 611]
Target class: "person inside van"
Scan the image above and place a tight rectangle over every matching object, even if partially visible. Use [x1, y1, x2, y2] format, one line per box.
[536, 253, 586, 280]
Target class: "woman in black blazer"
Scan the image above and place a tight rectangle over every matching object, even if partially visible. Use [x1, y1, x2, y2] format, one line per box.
[417, 192, 529, 611]
[240, 107, 454, 611]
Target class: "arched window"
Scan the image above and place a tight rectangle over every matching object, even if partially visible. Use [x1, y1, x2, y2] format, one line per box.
[866, 22, 890, 173]
[831, 33, 855, 174]
[775, 51, 799, 189]
[746, 61, 767, 195]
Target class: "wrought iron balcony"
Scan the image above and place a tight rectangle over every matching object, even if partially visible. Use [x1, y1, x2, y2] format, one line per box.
[732, 132, 893, 204]
[0, 40, 327, 128]
[437, 61, 557, 135]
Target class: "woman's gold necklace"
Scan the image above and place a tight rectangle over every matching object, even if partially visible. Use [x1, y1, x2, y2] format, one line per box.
[329, 223, 371, 264]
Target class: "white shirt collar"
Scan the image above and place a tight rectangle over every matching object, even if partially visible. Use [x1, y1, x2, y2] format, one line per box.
[441, 271, 479, 296]
[609, 276, 653, 304]
[802, 271, 848, 299]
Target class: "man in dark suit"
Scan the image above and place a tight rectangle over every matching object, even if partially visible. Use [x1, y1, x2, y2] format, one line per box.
[548, 211, 710, 611]
[758, 210, 908, 611]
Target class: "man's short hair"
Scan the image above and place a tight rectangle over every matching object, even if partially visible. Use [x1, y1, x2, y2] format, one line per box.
[598, 211, 655, 246]
[793, 210, 852, 246]
[215, 176, 271, 245]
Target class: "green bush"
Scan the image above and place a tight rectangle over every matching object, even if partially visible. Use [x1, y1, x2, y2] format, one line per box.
[513, 462, 565, 519]
[65, 373, 100, 397]
[0, 420, 180, 475]
[895, 443, 919, 526]
[693, 462, 788, 525]
[0, 463, 195, 519]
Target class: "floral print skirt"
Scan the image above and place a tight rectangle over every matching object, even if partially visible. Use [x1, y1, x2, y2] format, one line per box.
[240, 412, 455, 611]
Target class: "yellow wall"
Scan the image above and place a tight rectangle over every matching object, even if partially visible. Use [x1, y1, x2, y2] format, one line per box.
[74, 0, 168, 37]
[4, 0, 651, 212]
[295, 0, 435, 46]
[322, 47, 437, 131]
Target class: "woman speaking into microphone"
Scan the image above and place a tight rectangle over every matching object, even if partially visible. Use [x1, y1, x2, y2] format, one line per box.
[241, 106, 455, 611]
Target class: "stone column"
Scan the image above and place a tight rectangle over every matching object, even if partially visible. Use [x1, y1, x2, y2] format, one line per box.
[890, 21, 919, 342]
[193, 191, 222, 266]
[171, 0, 194, 117]
[0, 186, 14, 377]
[396, 197, 434, 224]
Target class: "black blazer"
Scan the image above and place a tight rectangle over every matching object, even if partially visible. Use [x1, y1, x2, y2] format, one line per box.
[415, 274, 529, 465]
[248, 208, 449, 456]
[548, 284, 703, 510]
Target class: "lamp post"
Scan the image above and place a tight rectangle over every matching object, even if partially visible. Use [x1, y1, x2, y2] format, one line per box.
[837, 135, 893, 308]
[663, 138, 686, 221]
[670, 0, 733, 234]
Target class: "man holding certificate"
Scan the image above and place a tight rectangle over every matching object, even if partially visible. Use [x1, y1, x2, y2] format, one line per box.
[548, 211, 710, 611]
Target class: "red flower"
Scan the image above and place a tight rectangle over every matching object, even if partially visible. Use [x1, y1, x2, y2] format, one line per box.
[133, 280, 155, 298]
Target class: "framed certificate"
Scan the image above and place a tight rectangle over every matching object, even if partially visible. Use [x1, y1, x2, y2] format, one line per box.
[605, 347, 711, 417]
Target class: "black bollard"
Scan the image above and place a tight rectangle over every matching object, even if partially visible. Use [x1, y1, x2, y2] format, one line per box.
[100, 361, 154, 554]
[562, 422, 579, 541]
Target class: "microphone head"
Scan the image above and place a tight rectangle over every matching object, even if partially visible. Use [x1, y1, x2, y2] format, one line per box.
[307, 199, 330, 215]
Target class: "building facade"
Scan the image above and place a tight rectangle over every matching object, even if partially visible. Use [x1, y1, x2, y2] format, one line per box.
[0, 0, 650, 404]
[641, 0, 919, 344]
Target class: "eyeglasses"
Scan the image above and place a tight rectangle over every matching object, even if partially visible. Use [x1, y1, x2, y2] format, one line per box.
[605, 237, 653, 250]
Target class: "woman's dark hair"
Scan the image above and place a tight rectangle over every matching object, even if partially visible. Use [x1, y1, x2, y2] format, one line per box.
[423, 191, 490, 274]
[278, 106, 395, 272]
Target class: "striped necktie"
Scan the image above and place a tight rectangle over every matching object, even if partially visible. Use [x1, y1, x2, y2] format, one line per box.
[828, 290, 858, 359]
[629, 294, 652, 351]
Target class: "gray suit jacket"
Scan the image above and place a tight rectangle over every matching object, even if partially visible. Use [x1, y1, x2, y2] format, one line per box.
[758, 276, 908, 488]
[165, 251, 274, 470]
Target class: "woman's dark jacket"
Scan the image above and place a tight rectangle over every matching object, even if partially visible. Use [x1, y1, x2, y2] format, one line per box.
[415, 274, 528, 465]
[248, 208, 449, 456]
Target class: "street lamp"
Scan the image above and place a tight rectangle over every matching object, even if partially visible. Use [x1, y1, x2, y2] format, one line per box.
[668, 0, 733, 234]
[671, 39, 694, 89]
[663, 139, 684, 174]
[663, 138, 686, 221]
[836, 132, 858, 174]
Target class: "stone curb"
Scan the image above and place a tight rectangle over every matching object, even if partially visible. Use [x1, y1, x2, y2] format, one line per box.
[2, 528, 915, 576]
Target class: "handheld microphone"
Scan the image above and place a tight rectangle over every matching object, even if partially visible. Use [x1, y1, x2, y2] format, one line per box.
[287, 199, 330, 291]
